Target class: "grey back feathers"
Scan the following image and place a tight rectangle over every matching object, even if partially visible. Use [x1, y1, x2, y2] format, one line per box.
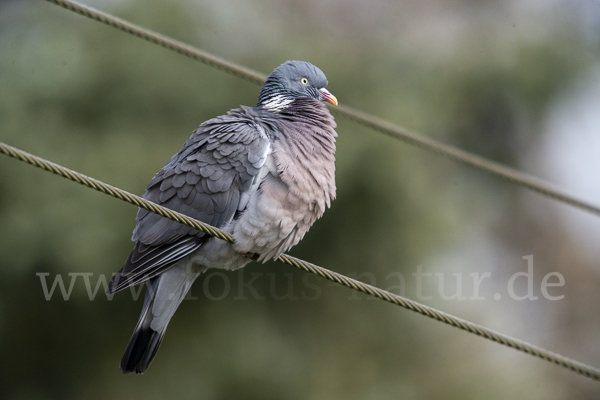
[109, 60, 338, 373]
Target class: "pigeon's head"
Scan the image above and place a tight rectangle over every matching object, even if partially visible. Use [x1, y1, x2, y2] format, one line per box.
[258, 60, 338, 111]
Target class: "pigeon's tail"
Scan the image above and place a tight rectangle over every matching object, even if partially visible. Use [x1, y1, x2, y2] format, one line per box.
[120, 264, 200, 374]
[120, 278, 166, 374]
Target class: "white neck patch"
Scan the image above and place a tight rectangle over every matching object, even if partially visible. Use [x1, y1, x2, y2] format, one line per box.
[262, 95, 294, 112]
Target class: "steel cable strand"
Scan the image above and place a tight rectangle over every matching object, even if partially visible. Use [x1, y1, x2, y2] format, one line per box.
[46, 0, 266, 85]
[0, 142, 233, 242]
[10, 0, 600, 380]
[44, 0, 600, 218]
[332, 105, 600, 216]
[278, 253, 600, 380]
[2, 140, 600, 381]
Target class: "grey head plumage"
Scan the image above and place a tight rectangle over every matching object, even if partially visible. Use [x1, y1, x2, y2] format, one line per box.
[109, 60, 338, 374]
[257, 60, 338, 111]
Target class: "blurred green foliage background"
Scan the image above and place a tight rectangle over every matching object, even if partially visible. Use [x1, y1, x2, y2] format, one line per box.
[1, 0, 600, 398]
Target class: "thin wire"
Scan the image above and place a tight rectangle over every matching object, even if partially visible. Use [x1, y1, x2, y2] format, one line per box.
[44, 0, 600, 218]
[332, 105, 600, 216]
[45, 0, 266, 85]
[1, 141, 599, 382]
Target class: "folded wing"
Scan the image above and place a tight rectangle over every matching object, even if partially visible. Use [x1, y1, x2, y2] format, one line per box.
[108, 113, 271, 293]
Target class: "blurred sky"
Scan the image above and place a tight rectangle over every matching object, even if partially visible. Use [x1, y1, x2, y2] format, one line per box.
[537, 67, 600, 263]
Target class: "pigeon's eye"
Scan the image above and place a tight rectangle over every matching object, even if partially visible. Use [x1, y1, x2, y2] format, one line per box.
[300, 77, 309, 85]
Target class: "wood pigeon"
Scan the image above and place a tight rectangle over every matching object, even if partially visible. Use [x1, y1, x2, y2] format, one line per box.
[107, 60, 339, 374]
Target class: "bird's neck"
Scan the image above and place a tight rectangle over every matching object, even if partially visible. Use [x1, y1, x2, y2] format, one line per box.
[277, 97, 335, 126]
[256, 95, 328, 122]
[258, 94, 295, 112]
[256, 87, 294, 113]
[256, 79, 297, 112]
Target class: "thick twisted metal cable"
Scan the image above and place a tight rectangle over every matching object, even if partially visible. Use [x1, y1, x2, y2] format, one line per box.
[2, 141, 599, 382]
[44, 0, 600, 218]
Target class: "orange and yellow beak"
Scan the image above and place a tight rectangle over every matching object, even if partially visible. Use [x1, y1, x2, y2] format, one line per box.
[319, 88, 338, 106]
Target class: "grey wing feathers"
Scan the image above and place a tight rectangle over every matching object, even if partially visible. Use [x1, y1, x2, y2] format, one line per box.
[108, 113, 270, 293]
